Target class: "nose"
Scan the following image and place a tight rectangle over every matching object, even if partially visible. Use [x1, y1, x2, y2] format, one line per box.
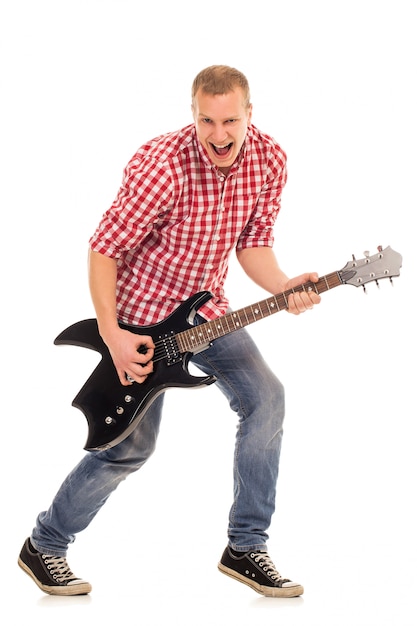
[211, 123, 228, 144]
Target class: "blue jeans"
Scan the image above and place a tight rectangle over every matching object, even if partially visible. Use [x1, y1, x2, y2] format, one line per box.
[31, 319, 285, 556]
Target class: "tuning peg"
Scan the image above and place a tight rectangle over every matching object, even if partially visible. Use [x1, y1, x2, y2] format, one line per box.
[362, 285, 367, 294]
[375, 279, 380, 288]
[352, 253, 356, 261]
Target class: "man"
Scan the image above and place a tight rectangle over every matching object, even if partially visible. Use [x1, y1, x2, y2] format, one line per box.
[18, 65, 321, 598]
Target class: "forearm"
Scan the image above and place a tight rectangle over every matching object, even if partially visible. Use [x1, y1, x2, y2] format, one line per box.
[88, 248, 155, 385]
[236, 246, 321, 314]
[236, 247, 289, 295]
[88, 249, 120, 341]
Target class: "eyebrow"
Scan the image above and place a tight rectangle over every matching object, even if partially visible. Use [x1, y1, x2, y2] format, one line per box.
[198, 113, 241, 120]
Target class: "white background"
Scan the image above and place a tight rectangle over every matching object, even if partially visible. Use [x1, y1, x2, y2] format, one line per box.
[1, 1, 416, 624]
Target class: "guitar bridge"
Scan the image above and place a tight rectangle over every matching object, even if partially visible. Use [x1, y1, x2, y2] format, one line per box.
[159, 332, 182, 365]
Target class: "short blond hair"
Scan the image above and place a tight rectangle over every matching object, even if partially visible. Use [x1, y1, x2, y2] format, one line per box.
[191, 65, 251, 109]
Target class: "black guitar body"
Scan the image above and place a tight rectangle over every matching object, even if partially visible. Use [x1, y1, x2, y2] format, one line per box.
[54, 291, 216, 451]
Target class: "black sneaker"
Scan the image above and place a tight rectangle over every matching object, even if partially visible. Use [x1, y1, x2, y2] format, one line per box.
[218, 546, 304, 597]
[18, 538, 92, 596]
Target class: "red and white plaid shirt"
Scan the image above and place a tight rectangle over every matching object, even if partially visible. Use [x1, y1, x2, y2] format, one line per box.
[89, 123, 287, 326]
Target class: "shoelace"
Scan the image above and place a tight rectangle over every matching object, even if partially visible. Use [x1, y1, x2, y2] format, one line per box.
[251, 552, 289, 583]
[42, 554, 77, 583]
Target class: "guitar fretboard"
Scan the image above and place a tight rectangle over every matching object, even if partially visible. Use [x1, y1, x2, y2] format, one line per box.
[176, 271, 342, 353]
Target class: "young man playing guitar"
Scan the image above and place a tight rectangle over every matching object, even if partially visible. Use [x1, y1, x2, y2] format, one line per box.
[18, 65, 321, 597]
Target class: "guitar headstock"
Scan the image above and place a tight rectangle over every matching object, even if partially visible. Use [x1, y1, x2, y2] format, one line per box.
[339, 246, 402, 289]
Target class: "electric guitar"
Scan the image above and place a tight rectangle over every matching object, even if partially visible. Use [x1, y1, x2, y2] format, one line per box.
[55, 246, 402, 451]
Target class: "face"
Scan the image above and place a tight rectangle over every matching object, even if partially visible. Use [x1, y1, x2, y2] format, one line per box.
[192, 87, 252, 171]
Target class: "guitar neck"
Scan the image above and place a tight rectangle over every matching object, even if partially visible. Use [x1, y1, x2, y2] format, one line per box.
[177, 271, 343, 353]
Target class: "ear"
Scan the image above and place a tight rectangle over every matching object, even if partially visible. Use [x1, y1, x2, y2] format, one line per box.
[247, 103, 253, 125]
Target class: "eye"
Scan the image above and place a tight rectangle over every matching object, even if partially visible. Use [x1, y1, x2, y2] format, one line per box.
[202, 118, 212, 124]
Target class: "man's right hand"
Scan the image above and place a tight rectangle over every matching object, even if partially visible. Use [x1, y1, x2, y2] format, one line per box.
[104, 327, 155, 386]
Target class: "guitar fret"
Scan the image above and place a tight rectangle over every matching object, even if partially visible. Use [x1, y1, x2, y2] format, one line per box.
[269, 297, 279, 312]
[197, 327, 209, 344]
[231, 311, 242, 328]
[214, 320, 224, 336]
[241, 306, 250, 325]
[223, 316, 232, 333]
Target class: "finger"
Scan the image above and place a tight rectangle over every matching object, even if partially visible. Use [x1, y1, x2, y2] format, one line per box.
[137, 336, 155, 351]
[126, 359, 154, 383]
[118, 368, 133, 386]
[126, 372, 148, 385]
[119, 362, 153, 386]
[294, 292, 314, 312]
[135, 343, 155, 363]
[287, 293, 301, 315]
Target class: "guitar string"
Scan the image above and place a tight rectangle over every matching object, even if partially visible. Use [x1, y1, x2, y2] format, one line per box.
[145, 286, 314, 364]
[131, 261, 397, 368]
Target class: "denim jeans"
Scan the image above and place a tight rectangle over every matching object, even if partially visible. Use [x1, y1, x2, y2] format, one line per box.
[31, 319, 285, 556]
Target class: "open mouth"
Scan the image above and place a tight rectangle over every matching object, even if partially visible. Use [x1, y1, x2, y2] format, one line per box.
[211, 142, 233, 157]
